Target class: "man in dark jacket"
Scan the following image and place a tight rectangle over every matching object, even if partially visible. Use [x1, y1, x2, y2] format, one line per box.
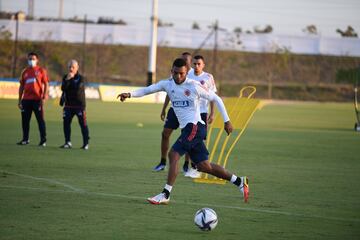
[60, 59, 90, 150]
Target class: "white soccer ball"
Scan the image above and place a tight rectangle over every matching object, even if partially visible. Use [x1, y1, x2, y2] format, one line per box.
[194, 208, 218, 231]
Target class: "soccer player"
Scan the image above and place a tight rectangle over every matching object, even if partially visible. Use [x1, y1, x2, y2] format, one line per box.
[59, 60, 90, 150]
[153, 52, 196, 173]
[117, 58, 249, 204]
[183, 55, 217, 178]
[17, 52, 48, 146]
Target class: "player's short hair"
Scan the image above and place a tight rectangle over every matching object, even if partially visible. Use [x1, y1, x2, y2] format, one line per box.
[68, 59, 79, 68]
[172, 58, 187, 68]
[181, 52, 192, 57]
[194, 55, 205, 62]
[27, 52, 39, 59]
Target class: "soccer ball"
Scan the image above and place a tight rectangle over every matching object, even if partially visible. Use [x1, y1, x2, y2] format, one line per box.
[194, 208, 218, 231]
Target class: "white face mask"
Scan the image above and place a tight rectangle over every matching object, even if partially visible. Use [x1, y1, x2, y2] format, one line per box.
[28, 60, 37, 67]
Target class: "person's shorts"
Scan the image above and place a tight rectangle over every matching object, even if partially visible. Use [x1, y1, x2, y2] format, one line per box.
[164, 107, 180, 130]
[172, 122, 209, 164]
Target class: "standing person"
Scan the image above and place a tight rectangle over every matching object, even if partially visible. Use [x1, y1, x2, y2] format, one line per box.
[17, 52, 48, 146]
[59, 60, 90, 150]
[153, 52, 196, 173]
[118, 58, 249, 204]
[184, 55, 217, 178]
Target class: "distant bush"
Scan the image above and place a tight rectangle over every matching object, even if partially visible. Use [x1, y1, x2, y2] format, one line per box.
[336, 68, 360, 84]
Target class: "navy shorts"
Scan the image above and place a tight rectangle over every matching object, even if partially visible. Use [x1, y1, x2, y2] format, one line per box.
[172, 122, 209, 164]
[164, 107, 179, 130]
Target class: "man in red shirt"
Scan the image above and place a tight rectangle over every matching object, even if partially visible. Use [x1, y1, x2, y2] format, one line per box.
[17, 52, 49, 146]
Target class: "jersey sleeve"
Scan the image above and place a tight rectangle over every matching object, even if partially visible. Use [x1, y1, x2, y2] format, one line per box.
[19, 69, 26, 87]
[195, 83, 230, 122]
[131, 80, 166, 97]
[41, 68, 49, 83]
[209, 74, 217, 93]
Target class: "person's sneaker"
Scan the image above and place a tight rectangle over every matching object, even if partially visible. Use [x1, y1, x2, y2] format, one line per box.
[81, 144, 89, 150]
[147, 192, 170, 205]
[239, 176, 249, 203]
[184, 168, 201, 178]
[16, 140, 29, 145]
[153, 163, 166, 172]
[60, 142, 72, 149]
[38, 139, 46, 147]
[189, 168, 201, 178]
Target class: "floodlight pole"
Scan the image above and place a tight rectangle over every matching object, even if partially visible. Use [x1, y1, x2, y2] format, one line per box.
[147, 0, 158, 86]
[59, 0, 64, 20]
[28, 0, 34, 19]
[12, 12, 19, 78]
[81, 14, 87, 75]
[213, 20, 219, 94]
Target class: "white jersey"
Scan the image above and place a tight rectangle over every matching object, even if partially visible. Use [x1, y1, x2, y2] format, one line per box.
[187, 71, 217, 113]
[131, 77, 229, 129]
[188, 67, 194, 76]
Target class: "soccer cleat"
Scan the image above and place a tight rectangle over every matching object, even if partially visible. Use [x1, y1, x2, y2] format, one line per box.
[184, 168, 201, 178]
[81, 144, 89, 150]
[153, 163, 166, 172]
[60, 142, 72, 149]
[147, 192, 170, 205]
[16, 140, 29, 145]
[38, 139, 46, 147]
[239, 176, 249, 203]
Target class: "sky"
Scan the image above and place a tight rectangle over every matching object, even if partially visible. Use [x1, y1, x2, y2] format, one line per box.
[1, 0, 360, 37]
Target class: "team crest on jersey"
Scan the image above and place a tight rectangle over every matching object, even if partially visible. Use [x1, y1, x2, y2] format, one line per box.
[35, 70, 40, 76]
[200, 80, 205, 85]
[184, 89, 191, 96]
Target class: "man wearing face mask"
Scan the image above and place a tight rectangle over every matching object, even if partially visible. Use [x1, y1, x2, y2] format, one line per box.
[17, 52, 49, 146]
[59, 59, 90, 150]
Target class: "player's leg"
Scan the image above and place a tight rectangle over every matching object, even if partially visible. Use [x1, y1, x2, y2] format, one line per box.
[147, 123, 190, 204]
[196, 159, 249, 203]
[17, 100, 32, 145]
[154, 107, 179, 171]
[161, 127, 173, 161]
[191, 122, 249, 203]
[184, 113, 207, 178]
[76, 109, 90, 150]
[152, 127, 173, 171]
[33, 100, 46, 146]
[167, 149, 181, 185]
[60, 107, 74, 148]
[147, 149, 184, 205]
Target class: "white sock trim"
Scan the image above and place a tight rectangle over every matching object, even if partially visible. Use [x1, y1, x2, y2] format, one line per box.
[164, 184, 173, 192]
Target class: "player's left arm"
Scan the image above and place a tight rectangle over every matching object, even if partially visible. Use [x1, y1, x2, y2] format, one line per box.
[42, 69, 49, 104]
[207, 74, 217, 124]
[196, 84, 233, 135]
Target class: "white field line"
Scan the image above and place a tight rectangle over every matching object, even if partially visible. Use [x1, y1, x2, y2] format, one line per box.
[1, 171, 359, 223]
[2, 170, 85, 193]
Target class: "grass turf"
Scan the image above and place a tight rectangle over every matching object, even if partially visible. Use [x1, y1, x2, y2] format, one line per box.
[0, 99, 359, 240]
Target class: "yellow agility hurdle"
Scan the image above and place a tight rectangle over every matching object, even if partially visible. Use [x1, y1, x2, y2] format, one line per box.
[194, 86, 261, 184]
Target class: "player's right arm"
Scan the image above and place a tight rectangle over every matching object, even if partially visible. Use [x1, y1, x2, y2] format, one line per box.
[117, 80, 166, 102]
[18, 86, 24, 109]
[18, 70, 25, 109]
[195, 83, 233, 135]
[160, 95, 170, 121]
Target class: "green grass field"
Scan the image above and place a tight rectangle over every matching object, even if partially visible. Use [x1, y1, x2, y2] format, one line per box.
[0, 99, 359, 240]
